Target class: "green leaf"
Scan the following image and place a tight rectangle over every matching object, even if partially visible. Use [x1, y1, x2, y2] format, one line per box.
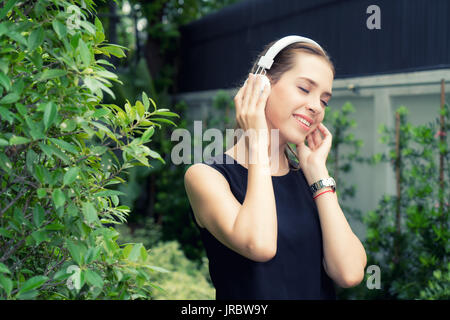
[153, 111, 179, 118]
[44, 223, 65, 231]
[0, 0, 19, 20]
[38, 141, 53, 158]
[99, 45, 126, 58]
[52, 188, 66, 209]
[28, 26, 44, 52]
[0, 106, 14, 123]
[128, 243, 143, 262]
[29, 50, 43, 69]
[145, 265, 170, 273]
[0, 92, 20, 104]
[9, 135, 30, 145]
[94, 189, 126, 197]
[43, 102, 57, 130]
[33, 204, 45, 227]
[52, 20, 67, 40]
[36, 188, 46, 199]
[135, 101, 145, 118]
[66, 240, 82, 265]
[31, 230, 48, 246]
[85, 269, 103, 288]
[141, 126, 155, 143]
[0, 153, 13, 172]
[50, 138, 78, 154]
[149, 117, 177, 127]
[82, 202, 98, 224]
[60, 119, 77, 132]
[0, 262, 11, 274]
[63, 167, 80, 185]
[18, 275, 48, 295]
[142, 92, 149, 111]
[78, 39, 91, 67]
[79, 21, 96, 36]
[0, 138, 8, 146]
[94, 16, 104, 31]
[0, 71, 11, 91]
[92, 107, 110, 118]
[39, 69, 67, 81]
[0, 227, 12, 238]
[0, 277, 13, 296]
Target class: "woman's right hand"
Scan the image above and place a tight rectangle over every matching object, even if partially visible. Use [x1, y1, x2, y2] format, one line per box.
[233, 73, 271, 148]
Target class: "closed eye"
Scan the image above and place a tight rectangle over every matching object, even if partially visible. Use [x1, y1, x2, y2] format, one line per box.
[299, 87, 329, 107]
[298, 87, 309, 94]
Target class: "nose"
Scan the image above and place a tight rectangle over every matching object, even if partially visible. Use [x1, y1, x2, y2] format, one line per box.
[307, 99, 322, 114]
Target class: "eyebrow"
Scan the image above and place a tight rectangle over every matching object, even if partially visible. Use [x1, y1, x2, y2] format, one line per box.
[296, 76, 332, 98]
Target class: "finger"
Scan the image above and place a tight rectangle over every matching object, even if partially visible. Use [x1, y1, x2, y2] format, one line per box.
[317, 123, 329, 137]
[255, 80, 271, 111]
[311, 129, 322, 147]
[241, 73, 254, 114]
[248, 74, 263, 113]
[306, 133, 315, 149]
[317, 123, 332, 144]
[234, 82, 246, 114]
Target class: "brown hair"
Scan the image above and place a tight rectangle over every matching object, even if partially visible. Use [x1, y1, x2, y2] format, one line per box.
[233, 40, 335, 171]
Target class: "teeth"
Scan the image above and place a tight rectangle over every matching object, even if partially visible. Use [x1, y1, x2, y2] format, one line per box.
[294, 116, 311, 127]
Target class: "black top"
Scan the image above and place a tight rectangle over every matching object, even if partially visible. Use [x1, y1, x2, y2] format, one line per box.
[188, 152, 336, 300]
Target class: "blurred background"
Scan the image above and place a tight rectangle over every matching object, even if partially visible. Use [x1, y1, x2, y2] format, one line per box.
[96, 0, 449, 299]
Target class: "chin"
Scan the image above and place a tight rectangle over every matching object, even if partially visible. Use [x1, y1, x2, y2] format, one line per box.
[282, 131, 306, 146]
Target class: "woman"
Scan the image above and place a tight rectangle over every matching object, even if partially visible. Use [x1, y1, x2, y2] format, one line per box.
[184, 36, 367, 300]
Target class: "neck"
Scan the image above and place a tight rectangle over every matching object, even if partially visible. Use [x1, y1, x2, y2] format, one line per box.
[229, 127, 290, 175]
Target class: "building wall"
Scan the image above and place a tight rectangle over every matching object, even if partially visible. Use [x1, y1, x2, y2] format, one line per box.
[177, 0, 450, 93]
[173, 69, 450, 239]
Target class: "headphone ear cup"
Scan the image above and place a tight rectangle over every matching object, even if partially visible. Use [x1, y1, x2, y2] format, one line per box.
[259, 75, 271, 94]
[243, 74, 271, 95]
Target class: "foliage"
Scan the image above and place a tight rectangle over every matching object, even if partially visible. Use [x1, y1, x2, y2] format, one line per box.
[116, 220, 214, 299]
[146, 240, 214, 300]
[309, 102, 371, 299]
[358, 104, 449, 299]
[96, 0, 242, 265]
[0, 0, 179, 299]
[115, 217, 163, 248]
[419, 262, 450, 299]
[321, 102, 368, 219]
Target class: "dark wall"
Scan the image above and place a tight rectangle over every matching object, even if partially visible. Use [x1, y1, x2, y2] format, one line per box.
[177, 0, 450, 93]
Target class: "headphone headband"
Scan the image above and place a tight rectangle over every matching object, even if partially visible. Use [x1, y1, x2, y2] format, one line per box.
[257, 35, 325, 71]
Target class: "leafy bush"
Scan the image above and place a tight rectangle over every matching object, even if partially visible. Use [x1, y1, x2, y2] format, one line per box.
[0, 0, 179, 299]
[361, 105, 449, 299]
[146, 240, 214, 300]
[116, 220, 214, 299]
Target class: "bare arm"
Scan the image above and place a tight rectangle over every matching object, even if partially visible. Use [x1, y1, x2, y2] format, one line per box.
[305, 166, 367, 288]
[184, 145, 277, 262]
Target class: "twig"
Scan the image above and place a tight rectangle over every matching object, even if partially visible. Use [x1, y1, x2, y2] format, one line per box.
[0, 188, 28, 218]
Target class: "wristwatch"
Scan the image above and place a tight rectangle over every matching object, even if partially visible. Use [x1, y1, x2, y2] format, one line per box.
[310, 177, 336, 194]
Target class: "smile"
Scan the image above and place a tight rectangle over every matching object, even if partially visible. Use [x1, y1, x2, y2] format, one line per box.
[293, 115, 312, 131]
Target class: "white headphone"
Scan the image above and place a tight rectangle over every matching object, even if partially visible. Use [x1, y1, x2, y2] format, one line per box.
[247, 35, 325, 95]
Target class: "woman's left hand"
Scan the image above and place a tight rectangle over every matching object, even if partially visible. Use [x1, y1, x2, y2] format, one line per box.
[295, 122, 332, 173]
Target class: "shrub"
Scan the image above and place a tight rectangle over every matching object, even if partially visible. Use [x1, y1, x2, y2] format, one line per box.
[0, 0, 179, 299]
[362, 105, 449, 299]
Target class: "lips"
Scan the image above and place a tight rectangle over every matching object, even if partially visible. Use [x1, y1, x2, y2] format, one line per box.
[293, 114, 313, 124]
[293, 115, 312, 131]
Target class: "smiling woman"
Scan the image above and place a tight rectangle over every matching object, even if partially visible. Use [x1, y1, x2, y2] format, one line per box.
[234, 39, 335, 169]
[184, 35, 367, 300]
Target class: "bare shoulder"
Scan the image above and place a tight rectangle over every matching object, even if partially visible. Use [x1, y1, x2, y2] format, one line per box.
[184, 163, 231, 228]
[184, 162, 247, 256]
[184, 161, 275, 262]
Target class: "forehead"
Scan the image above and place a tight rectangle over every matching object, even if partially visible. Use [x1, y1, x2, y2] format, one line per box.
[285, 52, 334, 90]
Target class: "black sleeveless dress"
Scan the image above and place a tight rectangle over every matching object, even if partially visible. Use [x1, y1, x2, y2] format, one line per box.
[188, 152, 336, 300]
